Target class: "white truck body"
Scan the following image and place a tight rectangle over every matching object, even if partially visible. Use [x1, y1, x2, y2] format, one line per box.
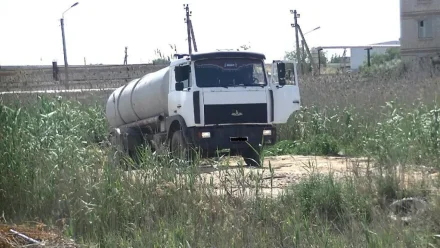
[106, 51, 301, 166]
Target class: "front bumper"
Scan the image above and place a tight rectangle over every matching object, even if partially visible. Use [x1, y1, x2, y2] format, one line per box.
[185, 125, 276, 154]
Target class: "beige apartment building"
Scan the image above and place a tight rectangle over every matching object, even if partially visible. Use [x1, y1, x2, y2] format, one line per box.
[400, 0, 440, 61]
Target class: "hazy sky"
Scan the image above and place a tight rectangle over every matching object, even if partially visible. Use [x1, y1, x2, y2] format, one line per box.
[0, 0, 400, 66]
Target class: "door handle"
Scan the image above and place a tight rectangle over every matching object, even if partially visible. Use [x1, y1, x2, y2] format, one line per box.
[177, 104, 182, 108]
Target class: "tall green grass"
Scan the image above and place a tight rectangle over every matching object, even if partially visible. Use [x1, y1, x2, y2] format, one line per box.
[269, 101, 440, 166]
[1, 69, 440, 246]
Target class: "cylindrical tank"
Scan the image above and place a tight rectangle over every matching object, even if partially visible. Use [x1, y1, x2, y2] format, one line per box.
[106, 66, 170, 128]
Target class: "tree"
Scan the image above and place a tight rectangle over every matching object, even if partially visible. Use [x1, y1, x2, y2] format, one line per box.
[284, 48, 328, 73]
[358, 48, 402, 75]
[369, 48, 400, 66]
[152, 44, 178, 65]
[330, 54, 344, 63]
[315, 49, 328, 67]
[152, 49, 169, 65]
[237, 43, 251, 51]
[359, 48, 401, 71]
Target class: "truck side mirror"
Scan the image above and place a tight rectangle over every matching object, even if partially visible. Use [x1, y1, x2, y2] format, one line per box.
[175, 65, 190, 82]
[277, 62, 286, 85]
[175, 82, 184, 91]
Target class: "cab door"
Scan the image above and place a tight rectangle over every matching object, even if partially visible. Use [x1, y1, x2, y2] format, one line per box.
[269, 60, 301, 124]
[168, 62, 194, 123]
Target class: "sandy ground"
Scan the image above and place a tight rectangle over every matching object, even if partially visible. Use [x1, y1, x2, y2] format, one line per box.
[193, 155, 372, 197]
[124, 155, 370, 198]
[125, 154, 438, 198]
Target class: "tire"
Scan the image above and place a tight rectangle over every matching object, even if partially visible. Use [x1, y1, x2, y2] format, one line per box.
[108, 129, 132, 170]
[242, 146, 261, 167]
[113, 128, 150, 170]
[170, 130, 192, 162]
[126, 128, 148, 168]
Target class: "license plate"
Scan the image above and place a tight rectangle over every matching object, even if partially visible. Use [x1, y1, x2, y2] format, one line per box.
[230, 137, 248, 142]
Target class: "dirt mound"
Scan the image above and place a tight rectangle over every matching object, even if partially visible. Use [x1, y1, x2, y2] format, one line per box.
[0, 223, 78, 248]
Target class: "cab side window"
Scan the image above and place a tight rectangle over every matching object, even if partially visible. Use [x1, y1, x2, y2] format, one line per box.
[271, 62, 296, 85]
[172, 64, 191, 90]
[284, 64, 296, 85]
[178, 65, 191, 89]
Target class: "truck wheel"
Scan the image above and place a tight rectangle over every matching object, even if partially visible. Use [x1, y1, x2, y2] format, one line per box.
[242, 147, 261, 167]
[108, 129, 128, 166]
[171, 130, 191, 162]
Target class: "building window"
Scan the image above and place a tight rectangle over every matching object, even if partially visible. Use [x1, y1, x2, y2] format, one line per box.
[418, 19, 433, 38]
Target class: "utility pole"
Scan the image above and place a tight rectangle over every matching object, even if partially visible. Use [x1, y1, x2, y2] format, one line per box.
[290, 10, 301, 75]
[184, 4, 192, 55]
[189, 20, 198, 52]
[184, 4, 198, 55]
[60, 2, 79, 87]
[124, 46, 128, 65]
[60, 18, 68, 84]
[301, 26, 321, 74]
[301, 40, 305, 74]
[298, 25, 318, 75]
[365, 47, 372, 67]
[317, 48, 323, 75]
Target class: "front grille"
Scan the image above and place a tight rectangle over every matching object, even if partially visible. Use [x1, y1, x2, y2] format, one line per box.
[204, 103, 267, 125]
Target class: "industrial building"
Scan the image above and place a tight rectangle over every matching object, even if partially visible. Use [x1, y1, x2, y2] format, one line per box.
[350, 41, 400, 71]
[400, 0, 440, 60]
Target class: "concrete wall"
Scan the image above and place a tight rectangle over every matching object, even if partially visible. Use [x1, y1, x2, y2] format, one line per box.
[0, 89, 114, 108]
[401, 0, 440, 59]
[0, 64, 168, 91]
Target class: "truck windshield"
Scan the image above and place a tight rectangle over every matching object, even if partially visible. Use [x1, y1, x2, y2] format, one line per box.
[194, 58, 267, 88]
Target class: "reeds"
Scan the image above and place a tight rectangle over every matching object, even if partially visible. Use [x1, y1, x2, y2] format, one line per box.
[1, 66, 440, 247]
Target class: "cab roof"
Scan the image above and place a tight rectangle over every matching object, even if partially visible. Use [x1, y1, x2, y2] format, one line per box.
[191, 51, 266, 61]
[170, 51, 266, 66]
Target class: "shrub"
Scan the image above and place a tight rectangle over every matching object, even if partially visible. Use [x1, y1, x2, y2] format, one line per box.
[286, 173, 372, 224]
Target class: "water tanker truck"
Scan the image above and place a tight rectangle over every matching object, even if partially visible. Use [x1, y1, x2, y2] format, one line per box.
[105, 51, 300, 167]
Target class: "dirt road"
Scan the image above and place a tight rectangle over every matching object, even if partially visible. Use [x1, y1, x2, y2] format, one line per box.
[127, 154, 436, 198]
[124, 155, 369, 198]
[194, 155, 372, 197]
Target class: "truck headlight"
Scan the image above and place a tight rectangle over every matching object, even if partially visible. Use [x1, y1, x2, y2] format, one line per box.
[263, 130, 272, 136]
[201, 132, 211, 138]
